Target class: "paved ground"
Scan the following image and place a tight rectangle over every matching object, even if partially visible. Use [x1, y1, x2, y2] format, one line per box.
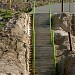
[30, 2, 75, 14]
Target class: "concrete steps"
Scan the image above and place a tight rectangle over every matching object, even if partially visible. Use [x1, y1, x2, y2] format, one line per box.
[34, 13, 54, 75]
[34, 13, 50, 25]
[35, 27, 50, 33]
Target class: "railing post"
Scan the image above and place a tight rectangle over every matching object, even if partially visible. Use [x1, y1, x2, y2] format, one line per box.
[68, 0, 72, 51]
[61, 0, 64, 12]
[68, 32, 72, 51]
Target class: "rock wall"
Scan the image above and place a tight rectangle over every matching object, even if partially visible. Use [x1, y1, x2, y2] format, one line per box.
[52, 13, 75, 75]
[0, 13, 31, 75]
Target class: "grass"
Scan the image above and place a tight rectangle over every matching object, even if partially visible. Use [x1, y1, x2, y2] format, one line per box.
[0, 22, 4, 28]
[0, 8, 15, 29]
[0, 8, 14, 19]
[3, 15, 11, 20]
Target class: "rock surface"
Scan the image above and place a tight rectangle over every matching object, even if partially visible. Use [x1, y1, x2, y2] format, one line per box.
[0, 13, 31, 75]
[52, 13, 75, 75]
[52, 13, 72, 32]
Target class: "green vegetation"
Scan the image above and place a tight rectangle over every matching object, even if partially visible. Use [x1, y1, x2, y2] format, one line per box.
[2, 10, 13, 20]
[0, 9, 13, 15]
[3, 15, 11, 20]
[0, 9, 6, 14]
[0, 22, 4, 28]
[0, 9, 14, 19]
[0, 9, 15, 29]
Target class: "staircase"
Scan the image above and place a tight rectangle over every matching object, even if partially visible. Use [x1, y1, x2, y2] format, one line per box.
[34, 13, 54, 75]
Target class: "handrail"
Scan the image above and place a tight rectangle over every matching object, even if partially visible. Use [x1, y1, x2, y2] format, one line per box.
[32, 1, 35, 75]
[52, 30, 56, 75]
[49, 1, 56, 75]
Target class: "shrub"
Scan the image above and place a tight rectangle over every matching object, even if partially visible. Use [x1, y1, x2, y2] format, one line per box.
[2, 10, 14, 21]
[0, 9, 6, 14]
[2, 10, 13, 16]
[3, 15, 11, 20]
[0, 22, 4, 28]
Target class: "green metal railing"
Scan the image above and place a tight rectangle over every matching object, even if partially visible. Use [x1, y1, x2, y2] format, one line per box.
[32, 1, 56, 75]
[32, 1, 35, 75]
[53, 30, 56, 75]
[49, 1, 56, 75]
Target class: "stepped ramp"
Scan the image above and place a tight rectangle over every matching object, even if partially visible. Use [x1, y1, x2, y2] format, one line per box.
[34, 13, 54, 75]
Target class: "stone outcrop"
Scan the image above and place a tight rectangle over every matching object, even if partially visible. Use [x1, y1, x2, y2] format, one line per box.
[0, 13, 31, 75]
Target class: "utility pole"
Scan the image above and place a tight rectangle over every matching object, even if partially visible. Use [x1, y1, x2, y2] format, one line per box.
[8, 0, 11, 10]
